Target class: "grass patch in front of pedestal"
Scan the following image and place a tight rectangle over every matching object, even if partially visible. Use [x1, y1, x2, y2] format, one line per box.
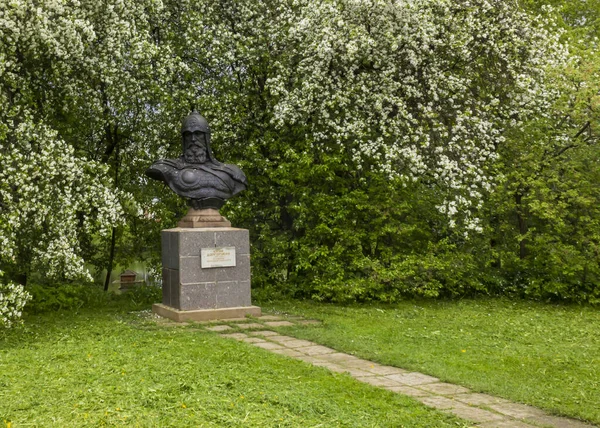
[263, 298, 600, 425]
[0, 306, 466, 427]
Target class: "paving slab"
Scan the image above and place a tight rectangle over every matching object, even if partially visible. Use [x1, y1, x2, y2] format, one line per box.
[489, 402, 547, 419]
[219, 333, 248, 340]
[415, 395, 460, 410]
[295, 345, 336, 356]
[337, 367, 377, 377]
[310, 362, 348, 373]
[237, 323, 266, 329]
[264, 321, 295, 327]
[219, 317, 249, 322]
[418, 382, 471, 395]
[270, 348, 305, 358]
[248, 330, 279, 337]
[362, 365, 409, 376]
[266, 335, 298, 343]
[478, 420, 536, 428]
[384, 385, 432, 397]
[295, 356, 327, 364]
[257, 315, 282, 320]
[453, 393, 510, 406]
[205, 325, 232, 332]
[355, 376, 403, 387]
[342, 359, 382, 369]
[252, 342, 286, 350]
[282, 339, 319, 348]
[524, 415, 594, 428]
[448, 406, 506, 423]
[241, 337, 266, 343]
[386, 372, 440, 386]
[317, 352, 360, 363]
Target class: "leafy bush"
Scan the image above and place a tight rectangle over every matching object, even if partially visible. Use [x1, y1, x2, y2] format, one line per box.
[127, 284, 162, 307]
[298, 241, 485, 303]
[25, 281, 161, 314]
[26, 283, 93, 313]
[244, 170, 488, 302]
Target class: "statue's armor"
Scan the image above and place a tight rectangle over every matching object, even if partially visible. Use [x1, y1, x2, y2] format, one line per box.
[147, 157, 246, 209]
[176, 167, 231, 197]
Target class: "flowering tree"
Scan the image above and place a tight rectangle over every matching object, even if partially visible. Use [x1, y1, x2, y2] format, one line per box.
[0, 0, 179, 290]
[0, 122, 121, 280]
[266, 0, 567, 232]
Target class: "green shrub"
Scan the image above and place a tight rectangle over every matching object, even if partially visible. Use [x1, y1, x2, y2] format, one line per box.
[25, 281, 162, 314]
[26, 283, 95, 313]
[127, 284, 162, 307]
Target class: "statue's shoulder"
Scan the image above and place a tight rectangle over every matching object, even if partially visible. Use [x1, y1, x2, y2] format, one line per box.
[220, 162, 248, 185]
[146, 158, 184, 182]
[221, 162, 243, 174]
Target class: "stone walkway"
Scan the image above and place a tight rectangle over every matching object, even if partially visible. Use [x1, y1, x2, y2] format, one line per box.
[158, 314, 595, 428]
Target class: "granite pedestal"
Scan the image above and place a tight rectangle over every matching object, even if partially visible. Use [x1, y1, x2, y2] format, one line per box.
[153, 227, 261, 322]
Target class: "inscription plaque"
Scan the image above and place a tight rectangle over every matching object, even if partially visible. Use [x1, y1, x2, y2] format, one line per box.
[201, 247, 236, 268]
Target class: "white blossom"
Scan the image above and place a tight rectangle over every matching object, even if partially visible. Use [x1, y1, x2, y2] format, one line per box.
[0, 271, 31, 328]
[267, 0, 567, 231]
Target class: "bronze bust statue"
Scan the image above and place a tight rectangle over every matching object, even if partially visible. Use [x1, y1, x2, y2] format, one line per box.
[146, 111, 247, 227]
[146, 111, 247, 211]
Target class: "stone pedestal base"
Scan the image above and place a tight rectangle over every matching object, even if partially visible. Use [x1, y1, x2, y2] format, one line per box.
[155, 226, 259, 322]
[177, 208, 231, 228]
[153, 303, 261, 322]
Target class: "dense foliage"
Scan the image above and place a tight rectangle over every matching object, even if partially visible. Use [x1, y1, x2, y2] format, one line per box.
[0, 0, 598, 320]
[483, 0, 600, 302]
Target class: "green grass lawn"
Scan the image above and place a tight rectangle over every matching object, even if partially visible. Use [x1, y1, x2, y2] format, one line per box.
[263, 298, 600, 425]
[0, 303, 465, 427]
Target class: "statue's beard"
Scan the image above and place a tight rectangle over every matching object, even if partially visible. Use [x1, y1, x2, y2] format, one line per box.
[184, 144, 207, 164]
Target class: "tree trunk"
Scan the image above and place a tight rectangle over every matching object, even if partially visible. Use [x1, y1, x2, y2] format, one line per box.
[103, 227, 117, 291]
[14, 272, 27, 287]
[489, 214, 501, 268]
[103, 125, 120, 291]
[280, 194, 294, 281]
[515, 192, 528, 259]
